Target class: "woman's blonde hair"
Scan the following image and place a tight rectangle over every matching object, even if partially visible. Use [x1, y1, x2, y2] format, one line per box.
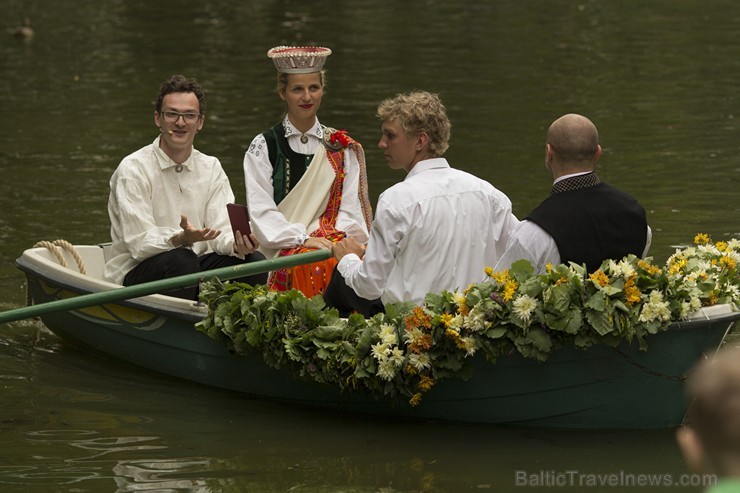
[376, 91, 451, 156]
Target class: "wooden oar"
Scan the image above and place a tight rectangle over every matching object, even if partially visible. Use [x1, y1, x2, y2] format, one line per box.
[0, 249, 331, 325]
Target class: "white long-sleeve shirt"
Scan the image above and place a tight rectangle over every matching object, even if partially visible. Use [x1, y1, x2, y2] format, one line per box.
[493, 220, 653, 274]
[243, 116, 369, 250]
[104, 137, 237, 284]
[338, 158, 518, 306]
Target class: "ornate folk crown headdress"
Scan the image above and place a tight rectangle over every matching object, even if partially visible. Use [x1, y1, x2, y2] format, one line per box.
[267, 46, 332, 74]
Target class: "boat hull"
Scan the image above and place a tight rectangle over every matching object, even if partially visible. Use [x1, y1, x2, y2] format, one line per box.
[16, 247, 739, 429]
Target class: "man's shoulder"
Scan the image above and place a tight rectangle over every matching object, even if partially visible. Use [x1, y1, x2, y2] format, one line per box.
[115, 143, 156, 173]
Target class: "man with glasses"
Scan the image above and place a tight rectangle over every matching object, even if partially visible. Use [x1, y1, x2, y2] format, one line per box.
[104, 74, 267, 299]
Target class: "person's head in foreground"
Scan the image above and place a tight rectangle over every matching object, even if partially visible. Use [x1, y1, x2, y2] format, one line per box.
[677, 345, 740, 482]
[376, 91, 451, 172]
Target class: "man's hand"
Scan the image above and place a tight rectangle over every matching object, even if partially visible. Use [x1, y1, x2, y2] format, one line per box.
[177, 214, 221, 246]
[304, 236, 334, 250]
[234, 231, 259, 258]
[332, 237, 366, 261]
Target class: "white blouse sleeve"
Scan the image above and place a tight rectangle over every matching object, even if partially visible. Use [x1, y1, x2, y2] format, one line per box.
[334, 145, 370, 243]
[243, 133, 308, 249]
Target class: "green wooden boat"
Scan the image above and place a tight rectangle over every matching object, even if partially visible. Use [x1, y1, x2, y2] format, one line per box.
[14, 244, 740, 429]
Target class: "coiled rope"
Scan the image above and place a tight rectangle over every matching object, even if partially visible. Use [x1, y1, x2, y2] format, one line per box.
[33, 239, 86, 274]
[26, 240, 87, 309]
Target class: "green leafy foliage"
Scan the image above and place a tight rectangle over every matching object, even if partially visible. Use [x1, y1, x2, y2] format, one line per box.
[195, 236, 739, 406]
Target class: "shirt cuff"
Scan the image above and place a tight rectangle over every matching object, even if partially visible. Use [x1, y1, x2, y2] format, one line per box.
[337, 253, 362, 277]
[295, 232, 308, 247]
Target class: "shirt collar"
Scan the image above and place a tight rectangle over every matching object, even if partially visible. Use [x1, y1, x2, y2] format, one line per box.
[282, 114, 323, 140]
[405, 157, 450, 179]
[153, 136, 193, 171]
[553, 170, 593, 185]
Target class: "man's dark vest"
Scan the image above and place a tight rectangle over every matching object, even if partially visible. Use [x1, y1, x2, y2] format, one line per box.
[262, 122, 314, 204]
[526, 180, 647, 272]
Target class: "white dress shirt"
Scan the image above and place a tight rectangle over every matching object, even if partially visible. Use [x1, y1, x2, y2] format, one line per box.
[243, 116, 369, 250]
[338, 158, 518, 306]
[105, 137, 237, 284]
[493, 172, 653, 273]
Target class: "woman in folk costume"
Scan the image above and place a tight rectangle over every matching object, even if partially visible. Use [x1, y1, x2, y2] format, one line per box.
[243, 46, 372, 296]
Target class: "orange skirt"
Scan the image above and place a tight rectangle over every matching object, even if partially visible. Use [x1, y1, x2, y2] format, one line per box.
[267, 247, 338, 298]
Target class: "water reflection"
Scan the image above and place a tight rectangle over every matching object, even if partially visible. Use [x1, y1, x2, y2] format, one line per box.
[3, 1, 740, 491]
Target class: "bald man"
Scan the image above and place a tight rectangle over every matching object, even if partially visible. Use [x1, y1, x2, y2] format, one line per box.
[494, 114, 651, 273]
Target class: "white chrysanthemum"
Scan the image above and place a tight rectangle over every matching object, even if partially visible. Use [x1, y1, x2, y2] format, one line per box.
[684, 271, 704, 284]
[449, 314, 464, 330]
[690, 296, 702, 311]
[377, 360, 398, 381]
[408, 353, 431, 371]
[728, 239, 740, 250]
[461, 336, 477, 357]
[512, 294, 537, 323]
[606, 259, 634, 278]
[371, 342, 390, 362]
[464, 307, 489, 332]
[698, 244, 720, 256]
[389, 347, 405, 367]
[679, 301, 692, 319]
[404, 327, 422, 345]
[379, 324, 398, 345]
[727, 285, 740, 299]
[453, 291, 467, 307]
[616, 259, 636, 278]
[639, 291, 671, 322]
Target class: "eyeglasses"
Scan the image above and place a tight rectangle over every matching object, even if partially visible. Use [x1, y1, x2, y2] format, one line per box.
[160, 111, 202, 123]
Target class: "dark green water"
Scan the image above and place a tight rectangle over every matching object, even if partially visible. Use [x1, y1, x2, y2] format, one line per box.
[1, 1, 739, 491]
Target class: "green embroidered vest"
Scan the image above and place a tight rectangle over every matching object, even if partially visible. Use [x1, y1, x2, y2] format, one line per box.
[262, 122, 314, 204]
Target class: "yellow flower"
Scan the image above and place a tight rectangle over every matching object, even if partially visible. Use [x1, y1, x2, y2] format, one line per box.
[546, 263, 553, 274]
[409, 393, 423, 406]
[716, 241, 728, 252]
[624, 285, 641, 305]
[589, 270, 609, 287]
[419, 375, 435, 392]
[668, 258, 687, 276]
[694, 233, 710, 245]
[439, 313, 454, 327]
[555, 276, 569, 286]
[484, 266, 494, 277]
[720, 255, 737, 270]
[445, 328, 462, 345]
[502, 280, 518, 302]
[638, 259, 662, 276]
[491, 269, 511, 285]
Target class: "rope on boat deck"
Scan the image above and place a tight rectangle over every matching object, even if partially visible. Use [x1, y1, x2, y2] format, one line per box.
[33, 239, 87, 275]
[26, 240, 88, 309]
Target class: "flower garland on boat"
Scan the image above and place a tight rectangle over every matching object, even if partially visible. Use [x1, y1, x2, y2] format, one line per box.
[195, 235, 739, 406]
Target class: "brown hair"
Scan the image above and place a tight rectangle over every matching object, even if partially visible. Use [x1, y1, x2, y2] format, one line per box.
[155, 74, 206, 115]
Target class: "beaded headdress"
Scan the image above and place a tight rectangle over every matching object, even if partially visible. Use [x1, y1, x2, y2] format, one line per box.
[267, 45, 332, 74]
